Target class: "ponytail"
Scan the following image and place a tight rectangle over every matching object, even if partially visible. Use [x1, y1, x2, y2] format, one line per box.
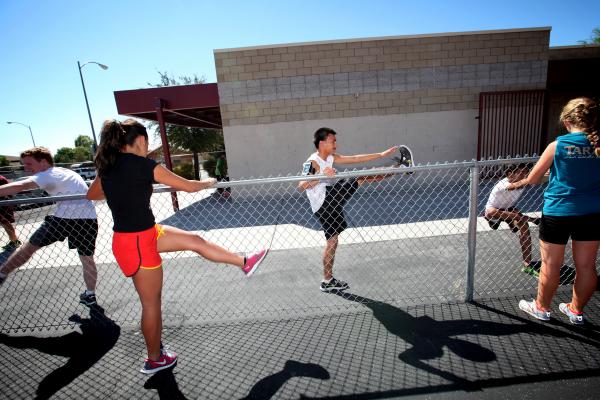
[95, 118, 149, 177]
[587, 131, 600, 157]
[559, 97, 600, 157]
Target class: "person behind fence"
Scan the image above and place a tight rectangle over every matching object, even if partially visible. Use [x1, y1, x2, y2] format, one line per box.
[298, 127, 412, 293]
[0, 174, 21, 252]
[0, 147, 99, 306]
[484, 163, 541, 274]
[512, 97, 600, 325]
[87, 118, 268, 374]
[215, 152, 231, 197]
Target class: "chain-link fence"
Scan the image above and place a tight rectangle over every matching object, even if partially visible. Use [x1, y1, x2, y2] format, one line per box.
[0, 158, 590, 333]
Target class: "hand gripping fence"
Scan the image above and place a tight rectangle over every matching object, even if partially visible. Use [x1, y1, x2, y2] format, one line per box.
[0, 157, 588, 333]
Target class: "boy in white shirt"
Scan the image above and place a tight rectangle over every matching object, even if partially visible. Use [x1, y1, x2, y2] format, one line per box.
[0, 147, 99, 306]
[298, 127, 412, 292]
[485, 163, 540, 273]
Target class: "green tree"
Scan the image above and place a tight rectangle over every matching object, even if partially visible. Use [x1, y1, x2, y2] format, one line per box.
[148, 71, 225, 179]
[579, 27, 600, 44]
[74, 135, 94, 149]
[73, 146, 91, 162]
[54, 147, 76, 164]
[0, 156, 9, 167]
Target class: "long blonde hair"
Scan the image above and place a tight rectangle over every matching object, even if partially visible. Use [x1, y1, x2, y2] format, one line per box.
[559, 97, 599, 157]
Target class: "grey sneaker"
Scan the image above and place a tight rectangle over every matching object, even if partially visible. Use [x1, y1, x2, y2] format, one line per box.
[559, 303, 584, 325]
[79, 291, 97, 306]
[519, 299, 550, 321]
[320, 277, 349, 293]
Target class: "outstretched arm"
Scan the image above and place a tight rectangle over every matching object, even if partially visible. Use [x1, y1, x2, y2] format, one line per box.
[333, 146, 398, 165]
[507, 142, 556, 190]
[0, 180, 38, 197]
[153, 165, 216, 192]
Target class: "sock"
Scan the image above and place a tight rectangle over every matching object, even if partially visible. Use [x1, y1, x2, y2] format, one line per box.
[322, 278, 332, 284]
[568, 303, 582, 315]
[84, 290, 95, 295]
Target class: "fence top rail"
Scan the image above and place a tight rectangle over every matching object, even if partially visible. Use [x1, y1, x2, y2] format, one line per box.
[0, 157, 539, 206]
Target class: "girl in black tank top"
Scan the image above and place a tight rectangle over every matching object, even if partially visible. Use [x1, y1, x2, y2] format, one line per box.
[87, 119, 268, 374]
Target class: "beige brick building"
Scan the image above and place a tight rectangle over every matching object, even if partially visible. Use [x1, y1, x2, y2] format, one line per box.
[214, 27, 551, 178]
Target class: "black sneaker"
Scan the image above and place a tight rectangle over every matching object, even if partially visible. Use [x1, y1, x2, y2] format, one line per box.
[2, 240, 21, 252]
[320, 277, 349, 293]
[487, 218, 501, 230]
[522, 261, 541, 277]
[393, 145, 415, 175]
[79, 291, 97, 306]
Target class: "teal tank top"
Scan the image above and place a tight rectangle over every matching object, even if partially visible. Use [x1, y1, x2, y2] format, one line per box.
[543, 132, 600, 216]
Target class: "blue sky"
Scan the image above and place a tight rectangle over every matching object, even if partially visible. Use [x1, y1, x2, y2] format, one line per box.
[1, 0, 599, 157]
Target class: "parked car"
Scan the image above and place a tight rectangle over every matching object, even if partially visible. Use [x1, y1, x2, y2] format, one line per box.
[71, 161, 96, 180]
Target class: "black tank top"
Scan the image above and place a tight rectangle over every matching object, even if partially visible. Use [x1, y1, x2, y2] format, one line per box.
[101, 153, 158, 232]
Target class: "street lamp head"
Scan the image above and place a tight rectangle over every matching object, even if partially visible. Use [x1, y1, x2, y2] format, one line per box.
[80, 61, 109, 70]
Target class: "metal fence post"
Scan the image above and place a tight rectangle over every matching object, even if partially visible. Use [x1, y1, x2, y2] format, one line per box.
[465, 164, 479, 302]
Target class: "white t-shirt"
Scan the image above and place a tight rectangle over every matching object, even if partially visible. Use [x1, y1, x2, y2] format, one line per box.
[26, 167, 96, 219]
[485, 177, 524, 211]
[302, 152, 336, 213]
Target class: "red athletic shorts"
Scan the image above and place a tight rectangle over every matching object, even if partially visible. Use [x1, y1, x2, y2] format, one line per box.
[112, 225, 164, 277]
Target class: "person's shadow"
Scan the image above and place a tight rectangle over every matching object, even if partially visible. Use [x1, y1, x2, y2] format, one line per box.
[241, 360, 330, 400]
[144, 368, 188, 400]
[0, 305, 120, 400]
[335, 292, 600, 390]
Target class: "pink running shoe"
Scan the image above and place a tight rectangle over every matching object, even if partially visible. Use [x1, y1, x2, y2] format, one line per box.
[242, 249, 268, 277]
[140, 349, 178, 374]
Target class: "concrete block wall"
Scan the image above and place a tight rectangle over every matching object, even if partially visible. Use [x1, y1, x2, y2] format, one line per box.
[214, 28, 551, 178]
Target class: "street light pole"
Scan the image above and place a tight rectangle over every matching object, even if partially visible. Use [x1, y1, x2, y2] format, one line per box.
[77, 61, 108, 153]
[6, 121, 36, 147]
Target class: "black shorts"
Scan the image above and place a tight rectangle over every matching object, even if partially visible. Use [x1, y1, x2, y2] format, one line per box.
[29, 216, 98, 256]
[539, 213, 600, 245]
[315, 179, 359, 240]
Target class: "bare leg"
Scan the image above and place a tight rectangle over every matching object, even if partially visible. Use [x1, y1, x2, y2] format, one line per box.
[0, 242, 40, 275]
[1, 222, 18, 242]
[536, 240, 565, 310]
[78, 255, 97, 292]
[156, 225, 244, 268]
[570, 240, 600, 313]
[486, 208, 532, 266]
[516, 222, 532, 266]
[132, 267, 163, 361]
[323, 234, 339, 281]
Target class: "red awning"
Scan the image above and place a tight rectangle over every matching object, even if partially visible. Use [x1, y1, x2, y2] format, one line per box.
[113, 83, 222, 129]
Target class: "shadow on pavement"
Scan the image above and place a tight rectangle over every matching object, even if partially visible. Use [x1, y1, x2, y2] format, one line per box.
[0, 305, 120, 400]
[144, 368, 188, 400]
[334, 291, 600, 393]
[242, 360, 330, 400]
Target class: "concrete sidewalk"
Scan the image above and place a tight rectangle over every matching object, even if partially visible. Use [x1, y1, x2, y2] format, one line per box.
[1, 293, 600, 399]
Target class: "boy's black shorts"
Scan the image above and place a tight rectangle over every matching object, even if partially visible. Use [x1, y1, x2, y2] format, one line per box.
[315, 179, 359, 240]
[29, 216, 98, 256]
